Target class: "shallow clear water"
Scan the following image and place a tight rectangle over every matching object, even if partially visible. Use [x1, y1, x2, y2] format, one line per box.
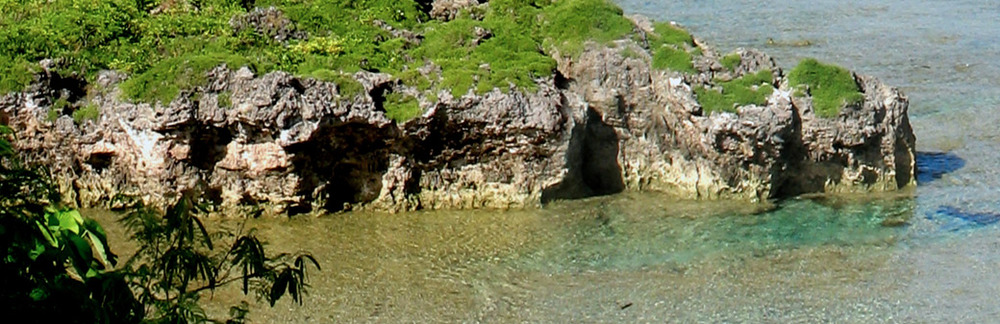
[95, 1, 1000, 322]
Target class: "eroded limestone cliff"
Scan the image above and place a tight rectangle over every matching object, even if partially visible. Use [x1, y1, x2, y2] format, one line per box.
[0, 15, 915, 215]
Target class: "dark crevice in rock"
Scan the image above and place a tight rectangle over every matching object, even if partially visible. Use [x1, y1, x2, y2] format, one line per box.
[554, 70, 571, 90]
[541, 106, 624, 203]
[771, 104, 807, 198]
[204, 185, 225, 205]
[287, 121, 393, 212]
[188, 126, 232, 170]
[86, 152, 114, 172]
[369, 81, 392, 113]
[415, 0, 435, 15]
[47, 73, 88, 103]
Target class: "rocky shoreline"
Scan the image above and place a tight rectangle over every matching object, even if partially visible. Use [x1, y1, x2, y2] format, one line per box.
[0, 12, 915, 215]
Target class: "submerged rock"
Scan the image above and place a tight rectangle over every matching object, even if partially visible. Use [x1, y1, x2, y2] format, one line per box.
[0, 20, 915, 215]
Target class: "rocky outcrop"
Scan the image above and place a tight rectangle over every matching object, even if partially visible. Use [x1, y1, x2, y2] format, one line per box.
[0, 19, 915, 215]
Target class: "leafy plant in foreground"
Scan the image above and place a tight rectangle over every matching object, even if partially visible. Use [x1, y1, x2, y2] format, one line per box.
[117, 192, 321, 322]
[0, 124, 320, 323]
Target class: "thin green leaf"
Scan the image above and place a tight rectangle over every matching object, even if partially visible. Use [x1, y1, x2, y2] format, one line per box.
[35, 220, 57, 247]
[191, 214, 213, 250]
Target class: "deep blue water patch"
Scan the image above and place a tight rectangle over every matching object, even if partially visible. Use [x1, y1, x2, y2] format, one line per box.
[916, 151, 966, 185]
[928, 205, 1000, 231]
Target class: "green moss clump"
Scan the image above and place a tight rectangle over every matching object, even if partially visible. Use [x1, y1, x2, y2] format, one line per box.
[646, 22, 699, 73]
[72, 104, 100, 123]
[414, 14, 556, 97]
[48, 97, 70, 121]
[217, 91, 232, 109]
[652, 22, 694, 47]
[0, 60, 37, 94]
[0, 0, 653, 102]
[121, 53, 248, 104]
[383, 92, 421, 122]
[652, 47, 695, 73]
[694, 70, 775, 114]
[538, 0, 636, 56]
[303, 69, 365, 98]
[787, 58, 864, 118]
[721, 53, 742, 72]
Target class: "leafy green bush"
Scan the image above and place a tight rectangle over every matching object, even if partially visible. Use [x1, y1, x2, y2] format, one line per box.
[218, 91, 232, 108]
[413, 12, 556, 97]
[788, 58, 864, 118]
[695, 70, 775, 114]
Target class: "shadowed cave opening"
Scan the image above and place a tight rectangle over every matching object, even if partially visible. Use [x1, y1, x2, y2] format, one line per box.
[188, 126, 232, 170]
[287, 122, 393, 214]
[541, 106, 625, 203]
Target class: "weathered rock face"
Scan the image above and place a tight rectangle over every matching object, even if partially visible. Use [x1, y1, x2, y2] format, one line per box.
[0, 20, 915, 215]
[553, 39, 916, 201]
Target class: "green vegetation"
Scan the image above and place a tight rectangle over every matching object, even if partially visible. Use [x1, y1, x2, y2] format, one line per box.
[0, 0, 701, 121]
[48, 97, 70, 121]
[72, 104, 100, 123]
[721, 53, 742, 71]
[0, 124, 319, 322]
[694, 70, 775, 114]
[648, 22, 699, 73]
[538, 0, 636, 56]
[788, 58, 864, 118]
[652, 22, 695, 47]
[303, 70, 365, 97]
[218, 91, 232, 108]
[383, 92, 422, 122]
[652, 47, 695, 73]
[120, 53, 248, 104]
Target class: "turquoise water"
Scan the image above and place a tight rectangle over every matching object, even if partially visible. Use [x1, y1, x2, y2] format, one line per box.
[96, 1, 1000, 322]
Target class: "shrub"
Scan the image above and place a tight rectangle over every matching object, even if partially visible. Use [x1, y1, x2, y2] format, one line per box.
[788, 58, 864, 118]
[695, 70, 775, 114]
[414, 15, 555, 97]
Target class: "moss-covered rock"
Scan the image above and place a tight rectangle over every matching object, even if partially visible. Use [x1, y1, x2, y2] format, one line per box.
[694, 70, 775, 114]
[788, 58, 864, 118]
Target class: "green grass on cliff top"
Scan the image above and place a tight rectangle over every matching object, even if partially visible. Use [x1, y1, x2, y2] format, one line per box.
[0, 0, 702, 121]
[788, 58, 864, 118]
